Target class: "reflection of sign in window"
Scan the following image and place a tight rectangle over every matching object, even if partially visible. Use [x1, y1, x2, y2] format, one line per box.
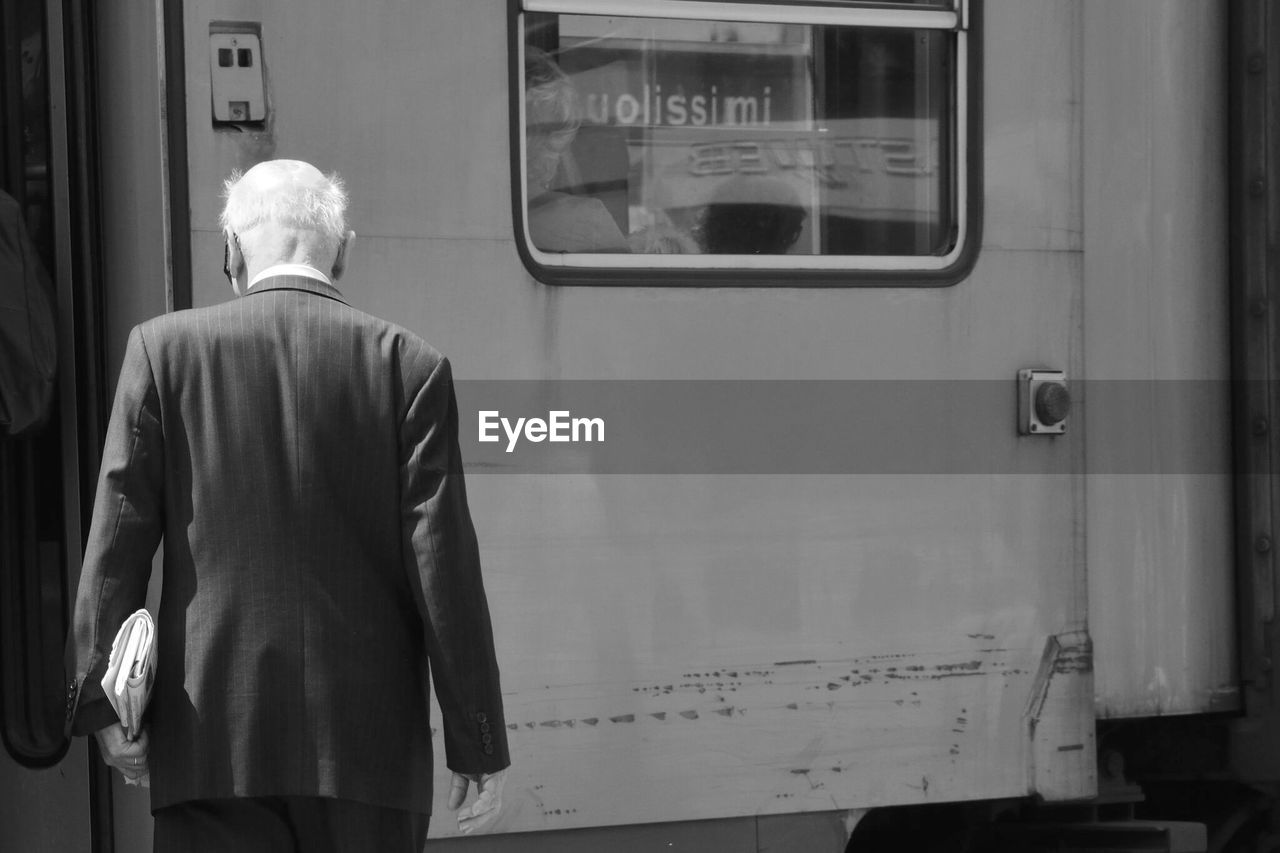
[517, 1, 973, 281]
[635, 123, 944, 256]
[581, 85, 776, 128]
[682, 129, 938, 180]
[563, 24, 810, 131]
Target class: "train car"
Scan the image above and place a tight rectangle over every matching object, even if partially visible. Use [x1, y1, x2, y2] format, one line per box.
[1, 0, 1275, 850]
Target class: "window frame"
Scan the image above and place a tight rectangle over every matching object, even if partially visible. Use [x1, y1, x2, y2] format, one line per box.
[507, 0, 983, 287]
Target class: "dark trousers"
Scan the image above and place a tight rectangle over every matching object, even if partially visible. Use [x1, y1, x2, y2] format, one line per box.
[153, 796, 429, 853]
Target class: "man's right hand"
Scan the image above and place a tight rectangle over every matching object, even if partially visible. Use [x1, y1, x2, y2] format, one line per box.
[449, 768, 508, 834]
[94, 722, 149, 784]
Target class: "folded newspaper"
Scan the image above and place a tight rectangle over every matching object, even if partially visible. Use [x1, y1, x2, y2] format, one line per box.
[100, 608, 155, 787]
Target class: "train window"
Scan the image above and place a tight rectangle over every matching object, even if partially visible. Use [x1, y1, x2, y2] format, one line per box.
[512, 0, 980, 285]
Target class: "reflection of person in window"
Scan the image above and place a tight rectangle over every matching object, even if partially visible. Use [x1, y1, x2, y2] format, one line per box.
[525, 47, 629, 254]
[700, 175, 807, 255]
[0, 189, 57, 437]
[628, 209, 699, 255]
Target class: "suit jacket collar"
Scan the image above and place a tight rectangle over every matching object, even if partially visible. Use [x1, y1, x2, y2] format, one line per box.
[246, 275, 348, 305]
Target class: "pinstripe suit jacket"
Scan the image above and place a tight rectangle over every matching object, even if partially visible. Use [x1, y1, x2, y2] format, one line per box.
[66, 275, 509, 814]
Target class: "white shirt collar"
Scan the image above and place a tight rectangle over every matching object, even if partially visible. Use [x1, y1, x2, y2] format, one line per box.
[248, 263, 333, 290]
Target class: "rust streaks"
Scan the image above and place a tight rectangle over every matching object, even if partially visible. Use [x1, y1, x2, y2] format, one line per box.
[936, 660, 983, 672]
[499, 646, 1032, 741]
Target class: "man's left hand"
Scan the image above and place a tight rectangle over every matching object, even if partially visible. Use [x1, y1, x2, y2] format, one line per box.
[93, 722, 149, 785]
[449, 768, 507, 834]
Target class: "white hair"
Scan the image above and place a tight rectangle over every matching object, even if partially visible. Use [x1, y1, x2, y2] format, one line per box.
[525, 47, 581, 193]
[219, 165, 349, 251]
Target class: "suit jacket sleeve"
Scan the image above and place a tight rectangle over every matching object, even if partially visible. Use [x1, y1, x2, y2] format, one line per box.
[66, 324, 164, 736]
[400, 356, 509, 775]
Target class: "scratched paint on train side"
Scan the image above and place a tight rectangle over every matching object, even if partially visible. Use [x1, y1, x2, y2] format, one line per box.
[499, 649, 1029, 734]
[423, 640, 1092, 835]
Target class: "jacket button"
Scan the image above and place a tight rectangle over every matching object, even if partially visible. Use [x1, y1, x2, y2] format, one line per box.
[476, 712, 487, 724]
[480, 722, 490, 733]
[481, 733, 492, 744]
[483, 745, 494, 755]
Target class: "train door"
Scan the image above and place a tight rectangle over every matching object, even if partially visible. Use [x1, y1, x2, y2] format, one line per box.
[1081, 2, 1238, 723]
[0, 0, 110, 849]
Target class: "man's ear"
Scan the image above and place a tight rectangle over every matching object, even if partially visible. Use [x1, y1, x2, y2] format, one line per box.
[332, 231, 356, 280]
[227, 235, 247, 296]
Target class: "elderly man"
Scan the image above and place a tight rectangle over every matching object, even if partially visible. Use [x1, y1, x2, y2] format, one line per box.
[66, 159, 509, 851]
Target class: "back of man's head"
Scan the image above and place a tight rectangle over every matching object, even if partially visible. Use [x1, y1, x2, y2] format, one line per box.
[220, 159, 349, 268]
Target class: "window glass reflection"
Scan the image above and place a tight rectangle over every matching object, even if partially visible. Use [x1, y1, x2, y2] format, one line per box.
[523, 12, 954, 258]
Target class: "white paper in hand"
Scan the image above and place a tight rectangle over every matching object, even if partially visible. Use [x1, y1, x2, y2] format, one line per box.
[100, 609, 156, 785]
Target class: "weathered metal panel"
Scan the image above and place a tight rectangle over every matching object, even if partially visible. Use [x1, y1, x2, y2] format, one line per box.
[429, 815, 758, 853]
[91, 0, 1096, 846]
[424, 811, 860, 853]
[1082, 0, 1238, 719]
[182, 0, 513, 248]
